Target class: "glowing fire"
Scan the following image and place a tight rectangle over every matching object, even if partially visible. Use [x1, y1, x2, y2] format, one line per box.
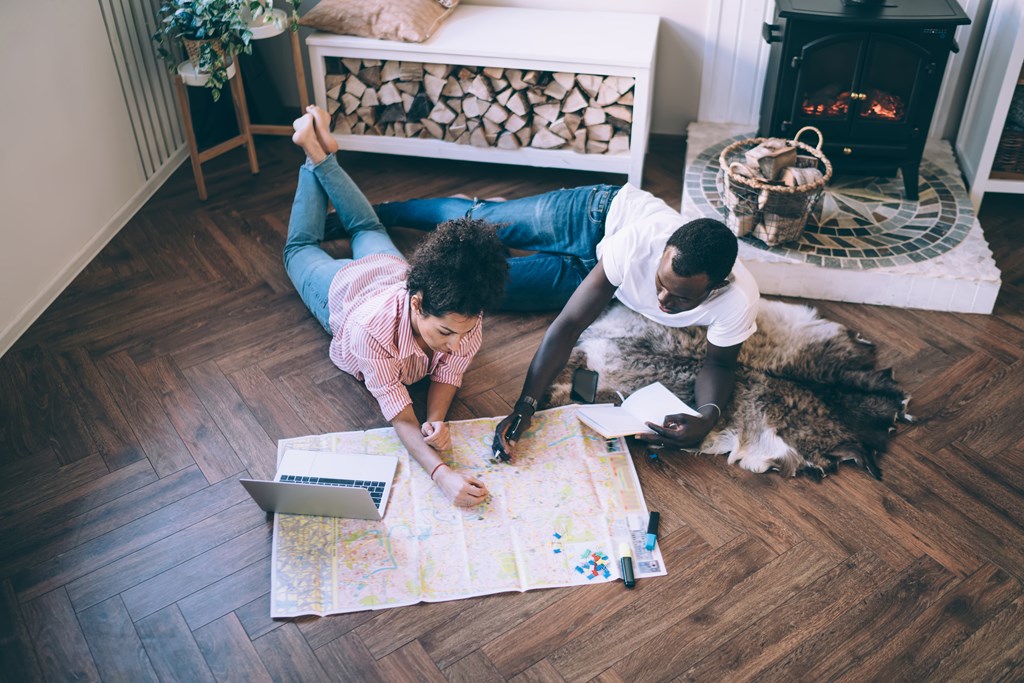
[802, 90, 851, 117]
[802, 86, 849, 117]
[860, 89, 905, 121]
[801, 86, 905, 121]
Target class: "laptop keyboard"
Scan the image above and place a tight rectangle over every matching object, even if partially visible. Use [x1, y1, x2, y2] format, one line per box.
[279, 475, 386, 506]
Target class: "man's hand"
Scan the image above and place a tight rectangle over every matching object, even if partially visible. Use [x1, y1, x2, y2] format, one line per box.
[421, 420, 451, 450]
[435, 467, 489, 507]
[636, 412, 715, 450]
[492, 411, 532, 462]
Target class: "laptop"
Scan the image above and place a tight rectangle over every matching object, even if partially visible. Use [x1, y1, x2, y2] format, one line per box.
[240, 449, 399, 520]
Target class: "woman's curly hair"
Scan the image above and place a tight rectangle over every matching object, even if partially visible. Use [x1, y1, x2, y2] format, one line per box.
[405, 218, 509, 317]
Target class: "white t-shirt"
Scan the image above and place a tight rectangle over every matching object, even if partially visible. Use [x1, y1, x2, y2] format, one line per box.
[596, 184, 760, 347]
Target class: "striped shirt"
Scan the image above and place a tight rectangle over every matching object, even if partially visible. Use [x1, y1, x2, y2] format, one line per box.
[327, 254, 482, 421]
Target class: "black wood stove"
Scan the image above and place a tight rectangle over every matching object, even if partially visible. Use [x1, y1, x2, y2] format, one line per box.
[758, 0, 969, 199]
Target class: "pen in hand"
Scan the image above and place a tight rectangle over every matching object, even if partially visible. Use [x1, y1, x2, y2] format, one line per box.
[492, 413, 522, 462]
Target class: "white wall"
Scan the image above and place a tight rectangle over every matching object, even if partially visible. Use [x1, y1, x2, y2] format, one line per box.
[698, 0, 775, 127]
[930, 0, 992, 140]
[0, 1, 175, 357]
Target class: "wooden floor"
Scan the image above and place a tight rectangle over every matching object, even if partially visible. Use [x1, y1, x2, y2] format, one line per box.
[2, 135, 1023, 682]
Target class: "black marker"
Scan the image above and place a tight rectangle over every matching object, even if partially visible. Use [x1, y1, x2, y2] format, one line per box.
[645, 511, 660, 551]
[619, 543, 635, 588]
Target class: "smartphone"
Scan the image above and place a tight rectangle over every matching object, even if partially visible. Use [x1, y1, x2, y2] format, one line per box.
[571, 368, 599, 404]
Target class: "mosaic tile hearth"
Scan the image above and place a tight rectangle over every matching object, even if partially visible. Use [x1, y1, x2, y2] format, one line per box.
[684, 133, 975, 270]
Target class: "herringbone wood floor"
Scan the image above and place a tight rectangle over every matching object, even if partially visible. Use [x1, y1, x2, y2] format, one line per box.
[2, 136, 1023, 682]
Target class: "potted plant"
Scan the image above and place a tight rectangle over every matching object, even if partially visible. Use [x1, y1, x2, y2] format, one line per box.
[153, 0, 300, 101]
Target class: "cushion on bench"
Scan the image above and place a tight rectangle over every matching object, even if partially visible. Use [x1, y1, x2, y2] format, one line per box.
[299, 0, 458, 43]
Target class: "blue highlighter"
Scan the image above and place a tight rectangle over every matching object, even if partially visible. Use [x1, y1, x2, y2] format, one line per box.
[645, 511, 660, 551]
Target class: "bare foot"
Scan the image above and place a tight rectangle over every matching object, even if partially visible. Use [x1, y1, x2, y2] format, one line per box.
[307, 105, 339, 154]
[292, 114, 327, 164]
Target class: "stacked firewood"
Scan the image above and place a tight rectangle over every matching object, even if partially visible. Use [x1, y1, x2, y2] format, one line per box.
[323, 57, 635, 154]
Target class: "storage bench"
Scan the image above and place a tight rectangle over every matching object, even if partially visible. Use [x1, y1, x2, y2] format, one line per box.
[306, 6, 660, 185]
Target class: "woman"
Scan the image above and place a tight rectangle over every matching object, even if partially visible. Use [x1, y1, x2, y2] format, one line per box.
[284, 107, 508, 507]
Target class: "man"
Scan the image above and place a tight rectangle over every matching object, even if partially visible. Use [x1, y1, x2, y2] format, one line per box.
[375, 183, 760, 456]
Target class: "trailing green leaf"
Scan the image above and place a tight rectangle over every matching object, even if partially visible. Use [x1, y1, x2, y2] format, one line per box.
[152, 0, 301, 100]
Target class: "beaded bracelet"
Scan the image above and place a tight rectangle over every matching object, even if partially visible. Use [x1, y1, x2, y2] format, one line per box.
[429, 462, 447, 481]
[696, 403, 722, 420]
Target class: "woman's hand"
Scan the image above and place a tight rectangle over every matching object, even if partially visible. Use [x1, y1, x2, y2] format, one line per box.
[435, 466, 489, 507]
[421, 420, 451, 450]
[635, 412, 714, 450]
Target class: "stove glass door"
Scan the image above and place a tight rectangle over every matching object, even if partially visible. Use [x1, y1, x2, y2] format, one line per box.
[790, 34, 865, 138]
[850, 35, 933, 142]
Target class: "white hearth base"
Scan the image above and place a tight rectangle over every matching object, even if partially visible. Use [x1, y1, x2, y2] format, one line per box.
[683, 122, 1002, 314]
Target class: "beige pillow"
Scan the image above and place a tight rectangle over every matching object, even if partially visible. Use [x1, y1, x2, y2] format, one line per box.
[299, 0, 458, 43]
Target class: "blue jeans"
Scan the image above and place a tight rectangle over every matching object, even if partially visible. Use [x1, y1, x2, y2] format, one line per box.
[283, 156, 404, 332]
[375, 184, 619, 311]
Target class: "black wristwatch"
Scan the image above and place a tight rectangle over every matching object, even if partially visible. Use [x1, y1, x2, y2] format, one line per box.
[514, 395, 538, 416]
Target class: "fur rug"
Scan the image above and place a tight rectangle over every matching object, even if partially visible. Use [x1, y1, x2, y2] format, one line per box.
[545, 300, 913, 480]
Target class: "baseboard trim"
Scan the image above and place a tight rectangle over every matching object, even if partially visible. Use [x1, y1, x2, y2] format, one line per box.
[0, 148, 189, 359]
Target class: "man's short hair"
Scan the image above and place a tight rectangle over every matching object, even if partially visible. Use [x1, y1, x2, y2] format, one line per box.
[665, 218, 737, 284]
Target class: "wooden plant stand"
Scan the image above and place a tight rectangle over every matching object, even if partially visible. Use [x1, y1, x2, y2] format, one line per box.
[173, 60, 259, 201]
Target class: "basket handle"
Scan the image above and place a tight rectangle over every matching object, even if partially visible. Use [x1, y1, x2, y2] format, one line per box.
[792, 126, 823, 150]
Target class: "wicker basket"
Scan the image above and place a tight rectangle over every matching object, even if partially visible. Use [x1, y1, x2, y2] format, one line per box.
[717, 126, 833, 246]
[183, 38, 227, 71]
[993, 125, 1024, 174]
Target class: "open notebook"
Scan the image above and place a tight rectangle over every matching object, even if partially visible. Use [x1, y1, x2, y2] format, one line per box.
[575, 382, 700, 438]
[240, 449, 398, 520]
